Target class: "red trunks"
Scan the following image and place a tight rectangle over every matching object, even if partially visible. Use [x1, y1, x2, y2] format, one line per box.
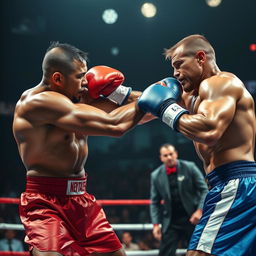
[19, 175, 122, 256]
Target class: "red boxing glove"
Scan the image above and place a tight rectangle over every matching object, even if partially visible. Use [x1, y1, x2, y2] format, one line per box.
[86, 65, 125, 99]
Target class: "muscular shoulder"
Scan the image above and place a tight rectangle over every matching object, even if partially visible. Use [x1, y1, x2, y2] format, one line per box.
[28, 90, 70, 106]
[15, 89, 74, 124]
[199, 72, 244, 100]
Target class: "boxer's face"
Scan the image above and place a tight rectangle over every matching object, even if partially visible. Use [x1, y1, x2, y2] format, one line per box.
[171, 45, 203, 93]
[63, 60, 88, 102]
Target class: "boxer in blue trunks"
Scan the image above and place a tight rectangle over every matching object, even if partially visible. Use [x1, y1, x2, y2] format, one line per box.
[188, 160, 256, 256]
[137, 34, 256, 255]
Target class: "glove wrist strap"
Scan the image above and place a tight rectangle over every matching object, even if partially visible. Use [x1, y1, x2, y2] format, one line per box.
[161, 103, 189, 131]
[107, 85, 132, 105]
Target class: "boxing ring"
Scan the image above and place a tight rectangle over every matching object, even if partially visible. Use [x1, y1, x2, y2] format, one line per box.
[0, 197, 187, 256]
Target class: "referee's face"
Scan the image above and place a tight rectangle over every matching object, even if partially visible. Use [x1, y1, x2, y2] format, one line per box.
[160, 146, 178, 167]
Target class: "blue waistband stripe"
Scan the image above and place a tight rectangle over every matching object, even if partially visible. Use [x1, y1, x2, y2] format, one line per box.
[206, 161, 256, 187]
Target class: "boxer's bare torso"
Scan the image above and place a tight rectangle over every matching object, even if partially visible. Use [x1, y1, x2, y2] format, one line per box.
[13, 85, 88, 177]
[180, 72, 255, 174]
[13, 83, 144, 178]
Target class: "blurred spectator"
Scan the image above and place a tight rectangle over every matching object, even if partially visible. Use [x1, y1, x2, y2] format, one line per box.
[120, 208, 131, 223]
[138, 239, 151, 250]
[104, 208, 121, 224]
[121, 232, 139, 251]
[0, 229, 24, 252]
[136, 231, 159, 250]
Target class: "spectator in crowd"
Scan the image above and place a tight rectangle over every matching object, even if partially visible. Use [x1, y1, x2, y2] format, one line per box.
[0, 229, 24, 252]
[121, 232, 139, 251]
[150, 144, 208, 256]
[138, 239, 151, 251]
[138, 231, 159, 250]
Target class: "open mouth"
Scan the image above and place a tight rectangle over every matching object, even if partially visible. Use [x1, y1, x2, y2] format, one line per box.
[179, 79, 187, 86]
[179, 79, 184, 85]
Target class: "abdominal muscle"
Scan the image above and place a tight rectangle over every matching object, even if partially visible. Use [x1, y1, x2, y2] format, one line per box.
[22, 129, 88, 178]
[194, 141, 254, 175]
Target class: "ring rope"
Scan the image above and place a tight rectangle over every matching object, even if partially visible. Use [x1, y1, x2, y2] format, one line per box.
[0, 223, 156, 231]
[0, 197, 151, 205]
[0, 250, 187, 256]
[0, 198, 20, 204]
[0, 252, 30, 256]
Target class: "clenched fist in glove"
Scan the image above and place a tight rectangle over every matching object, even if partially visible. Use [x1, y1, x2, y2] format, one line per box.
[138, 77, 188, 131]
[86, 65, 131, 105]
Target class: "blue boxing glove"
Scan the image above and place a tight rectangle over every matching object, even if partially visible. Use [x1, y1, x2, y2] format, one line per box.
[138, 77, 189, 131]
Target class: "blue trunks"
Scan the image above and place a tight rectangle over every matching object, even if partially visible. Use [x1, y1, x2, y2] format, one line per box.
[188, 161, 256, 256]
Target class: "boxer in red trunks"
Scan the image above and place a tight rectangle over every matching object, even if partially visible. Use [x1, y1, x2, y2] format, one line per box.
[13, 42, 146, 256]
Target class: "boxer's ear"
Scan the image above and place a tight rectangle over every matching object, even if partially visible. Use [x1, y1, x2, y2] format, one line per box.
[196, 51, 206, 65]
[52, 72, 63, 86]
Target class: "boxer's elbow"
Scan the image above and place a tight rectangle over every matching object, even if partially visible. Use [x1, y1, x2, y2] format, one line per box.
[201, 129, 222, 146]
[106, 124, 127, 137]
[197, 118, 224, 146]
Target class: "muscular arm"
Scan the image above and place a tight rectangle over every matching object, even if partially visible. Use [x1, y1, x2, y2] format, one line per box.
[81, 89, 156, 124]
[176, 76, 241, 145]
[81, 89, 142, 111]
[126, 90, 142, 103]
[22, 91, 145, 137]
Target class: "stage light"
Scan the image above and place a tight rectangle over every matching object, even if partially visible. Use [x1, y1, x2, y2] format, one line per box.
[102, 9, 118, 24]
[111, 47, 119, 56]
[141, 3, 157, 18]
[206, 0, 222, 7]
[250, 44, 256, 52]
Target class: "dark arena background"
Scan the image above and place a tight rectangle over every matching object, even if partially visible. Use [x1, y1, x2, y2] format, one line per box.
[0, 0, 255, 255]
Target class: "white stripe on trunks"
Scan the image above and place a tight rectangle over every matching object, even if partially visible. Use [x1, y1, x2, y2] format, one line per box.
[196, 179, 239, 253]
